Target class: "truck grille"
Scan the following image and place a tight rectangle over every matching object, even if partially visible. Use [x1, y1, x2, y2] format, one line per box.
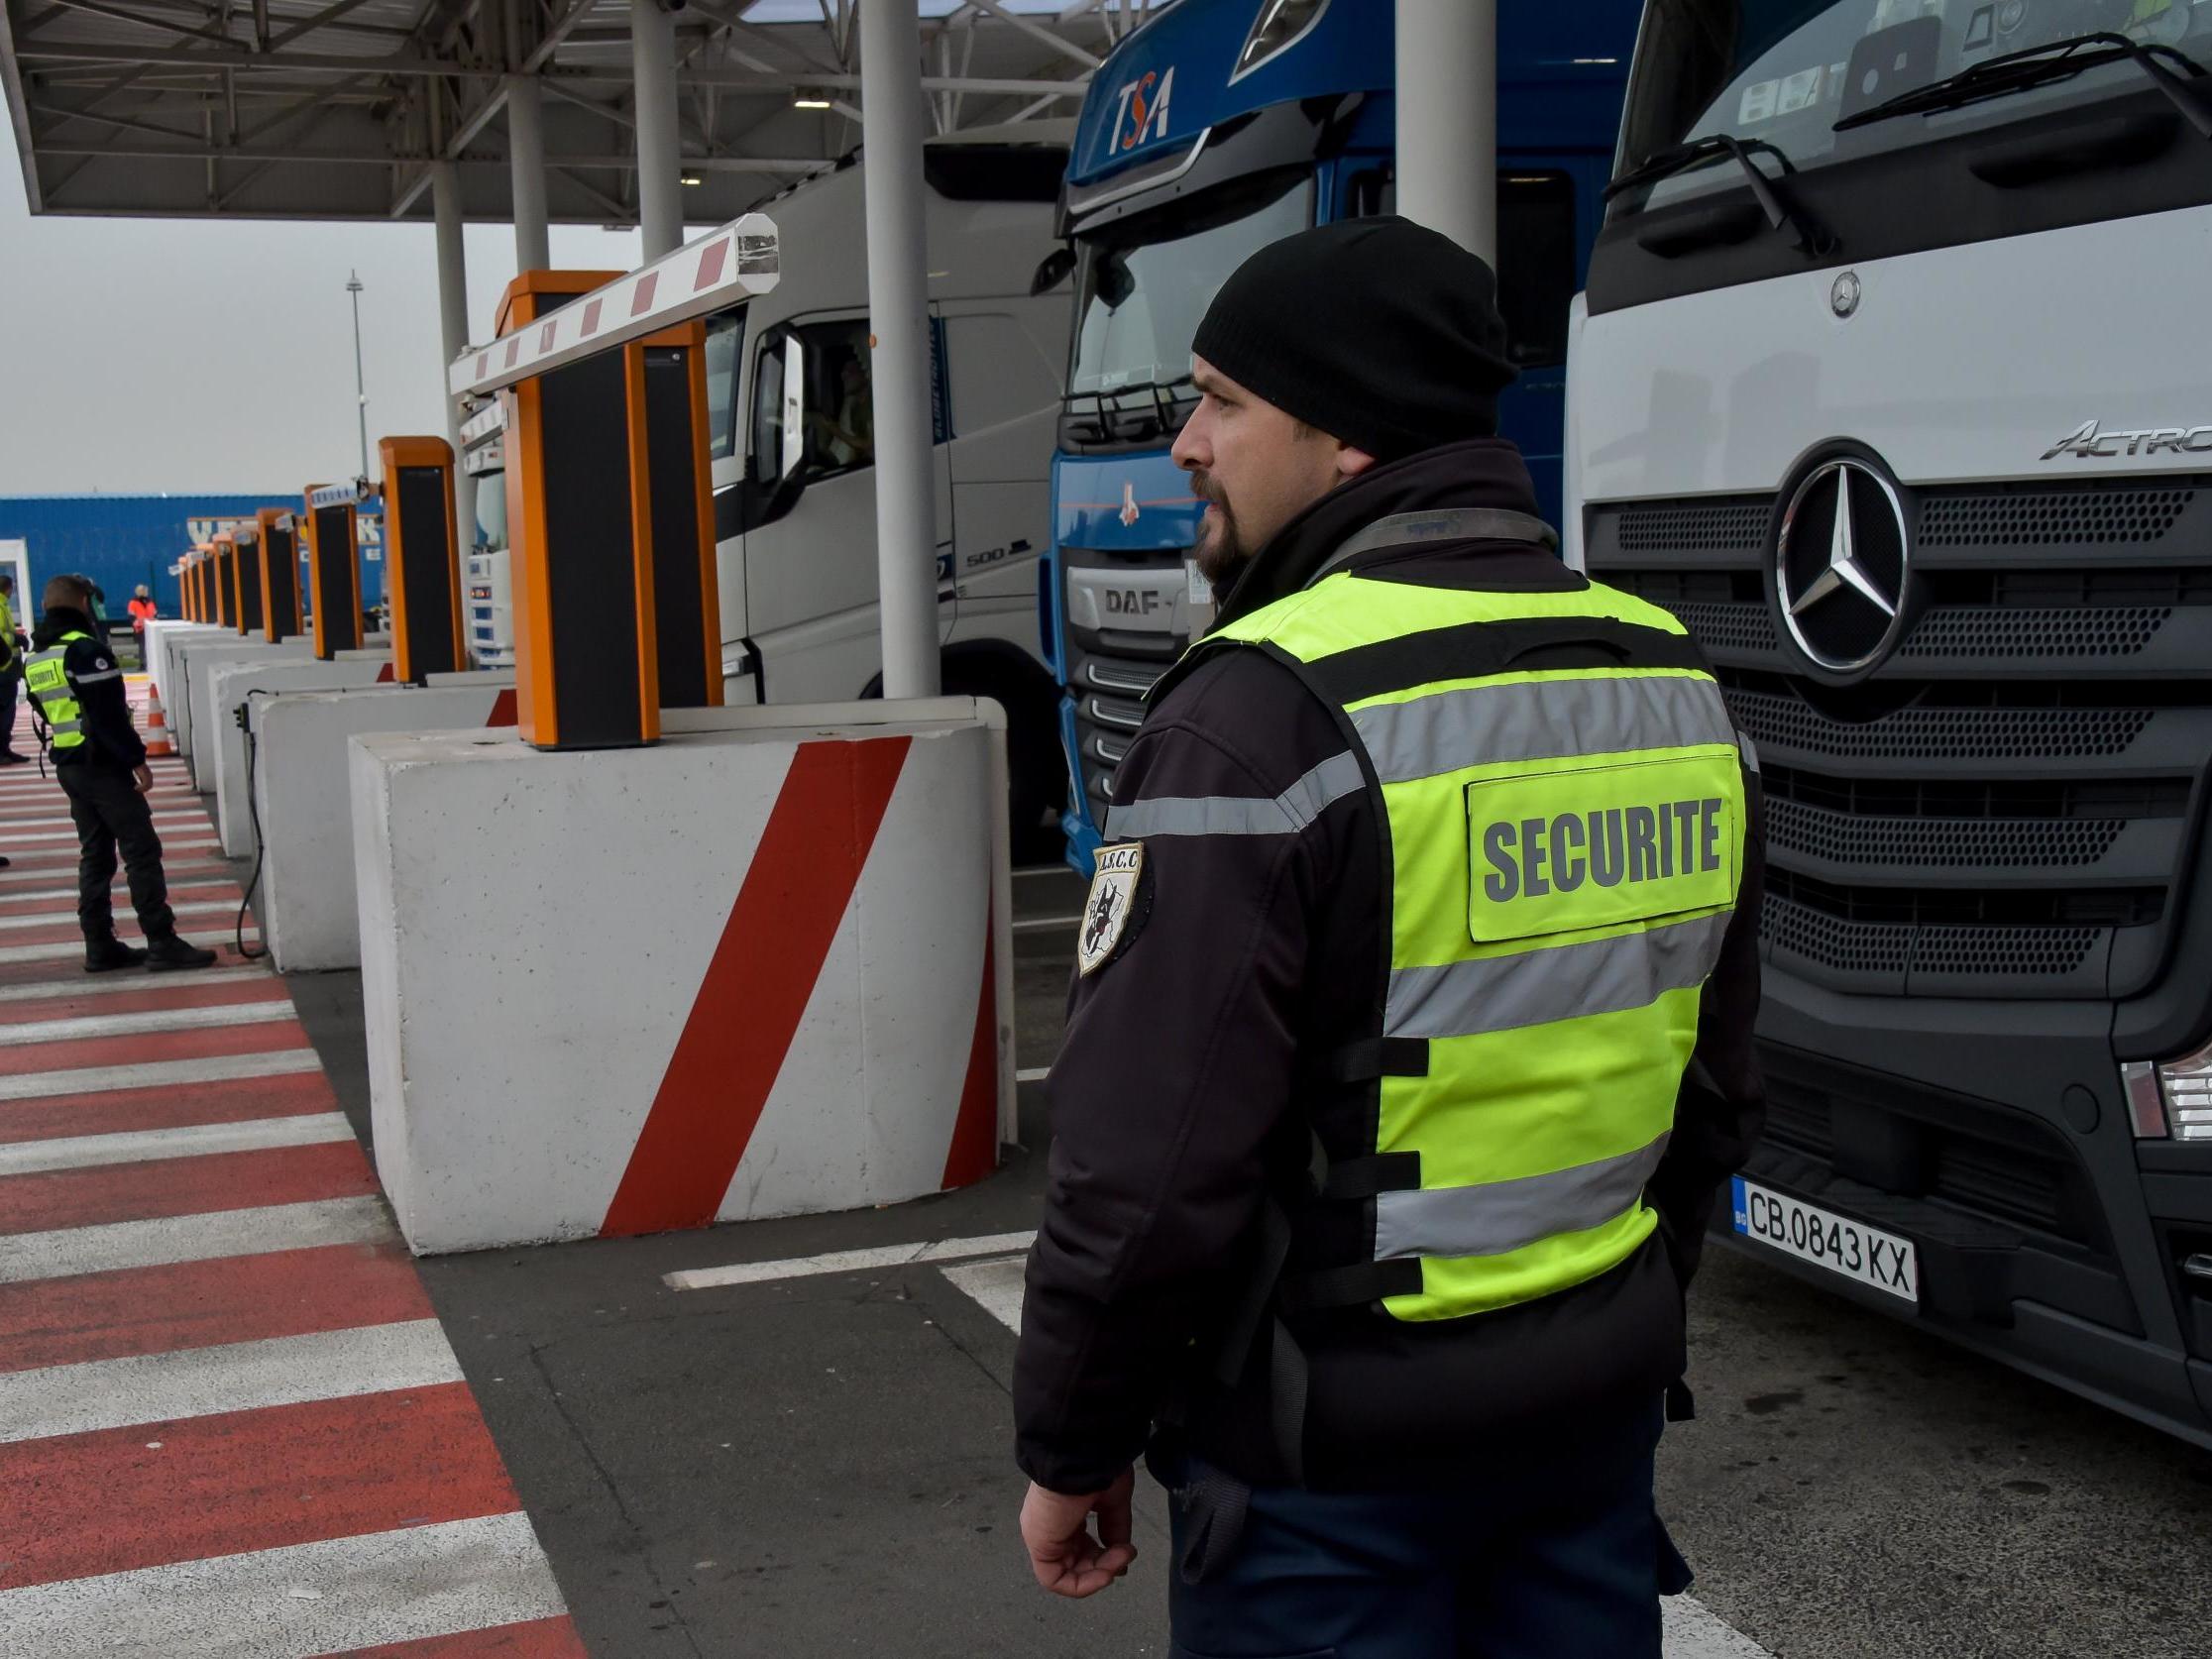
[1059, 547, 1204, 819]
[1587, 476, 2212, 998]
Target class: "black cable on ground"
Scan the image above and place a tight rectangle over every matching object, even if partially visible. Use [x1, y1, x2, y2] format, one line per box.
[234, 692, 271, 960]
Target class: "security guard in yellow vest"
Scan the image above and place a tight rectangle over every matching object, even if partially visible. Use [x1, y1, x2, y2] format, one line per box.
[1014, 220, 1764, 1657]
[24, 575, 216, 973]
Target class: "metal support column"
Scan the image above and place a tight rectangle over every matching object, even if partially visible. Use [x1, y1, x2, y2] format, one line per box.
[431, 160, 477, 567]
[858, 0, 940, 699]
[1393, 0, 1496, 264]
[631, 0, 684, 258]
[507, 74, 551, 272]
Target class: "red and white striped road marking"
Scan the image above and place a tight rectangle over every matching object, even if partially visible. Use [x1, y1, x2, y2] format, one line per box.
[0, 710, 584, 1656]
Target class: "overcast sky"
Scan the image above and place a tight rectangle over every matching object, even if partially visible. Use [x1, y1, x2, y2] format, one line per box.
[0, 118, 647, 498]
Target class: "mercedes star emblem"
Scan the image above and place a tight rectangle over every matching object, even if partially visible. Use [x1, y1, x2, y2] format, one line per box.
[1829, 271, 1860, 318]
[1775, 457, 1912, 675]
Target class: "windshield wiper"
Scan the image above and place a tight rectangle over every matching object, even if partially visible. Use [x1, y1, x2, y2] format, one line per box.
[1835, 31, 2212, 141]
[1604, 133, 1832, 256]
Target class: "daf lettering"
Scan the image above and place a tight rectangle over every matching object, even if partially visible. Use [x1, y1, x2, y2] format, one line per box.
[1104, 588, 1163, 616]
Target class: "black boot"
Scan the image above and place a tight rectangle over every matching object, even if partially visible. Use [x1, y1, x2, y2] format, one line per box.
[145, 934, 218, 972]
[85, 936, 149, 973]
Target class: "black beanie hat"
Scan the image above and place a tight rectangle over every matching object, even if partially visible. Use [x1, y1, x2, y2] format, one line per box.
[1190, 215, 1515, 464]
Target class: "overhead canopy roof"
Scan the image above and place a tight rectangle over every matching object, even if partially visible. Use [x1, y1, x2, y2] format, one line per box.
[1, 0, 1157, 222]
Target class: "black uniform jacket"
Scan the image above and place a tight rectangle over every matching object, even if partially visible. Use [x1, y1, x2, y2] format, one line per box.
[30, 607, 147, 771]
[1014, 440, 1765, 1496]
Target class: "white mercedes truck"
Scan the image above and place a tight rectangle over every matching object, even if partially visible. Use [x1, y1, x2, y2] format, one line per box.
[1573, 0, 2212, 1443]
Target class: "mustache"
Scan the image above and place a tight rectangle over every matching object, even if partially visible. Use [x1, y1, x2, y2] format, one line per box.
[1190, 472, 1230, 513]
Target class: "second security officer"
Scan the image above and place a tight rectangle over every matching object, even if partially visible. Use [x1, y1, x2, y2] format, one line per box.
[1013, 218, 1765, 1656]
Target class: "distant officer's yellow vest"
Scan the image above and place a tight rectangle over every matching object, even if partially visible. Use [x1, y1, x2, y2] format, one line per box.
[24, 630, 92, 752]
[1185, 550, 1746, 1323]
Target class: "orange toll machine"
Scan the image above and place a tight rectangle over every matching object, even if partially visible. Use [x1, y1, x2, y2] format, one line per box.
[378, 437, 465, 684]
[303, 483, 364, 660]
[210, 532, 237, 629]
[256, 506, 303, 644]
[229, 519, 268, 638]
[456, 241, 762, 750]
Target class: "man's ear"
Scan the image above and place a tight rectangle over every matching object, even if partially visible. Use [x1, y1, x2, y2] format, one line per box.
[1336, 443, 1379, 481]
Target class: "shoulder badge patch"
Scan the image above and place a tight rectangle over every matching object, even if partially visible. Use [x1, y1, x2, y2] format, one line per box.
[1077, 842, 1147, 976]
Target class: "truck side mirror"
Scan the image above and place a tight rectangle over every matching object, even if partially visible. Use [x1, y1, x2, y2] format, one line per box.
[1030, 246, 1076, 296]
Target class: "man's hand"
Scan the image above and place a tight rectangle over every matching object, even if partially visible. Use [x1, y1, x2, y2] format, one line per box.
[1020, 1468, 1136, 1598]
[132, 764, 154, 795]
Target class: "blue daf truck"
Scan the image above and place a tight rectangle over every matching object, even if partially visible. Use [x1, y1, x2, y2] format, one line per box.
[1041, 0, 1640, 871]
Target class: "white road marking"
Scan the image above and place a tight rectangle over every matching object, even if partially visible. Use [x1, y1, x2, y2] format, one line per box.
[664, 1228, 1038, 1292]
[1664, 1597, 1778, 1659]
[0, 998, 294, 1046]
[0, 1045, 314, 1101]
[0, 1195, 393, 1283]
[1012, 915, 1082, 935]
[0, 818, 213, 844]
[0, 963, 271, 1003]
[0, 1112, 353, 1177]
[0, 1511, 568, 1658]
[0, 854, 226, 886]
[0, 880, 239, 905]
[940, 1255, 1027, 1335]
[1016, 1066, 1051, 1084]
[0, 928, 257, 965]
[0, 1318, 461, 1444]
[0, 898, 238, 933]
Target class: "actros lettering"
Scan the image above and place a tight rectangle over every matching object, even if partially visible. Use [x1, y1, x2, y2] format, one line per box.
[2042, 418, 2212, 461]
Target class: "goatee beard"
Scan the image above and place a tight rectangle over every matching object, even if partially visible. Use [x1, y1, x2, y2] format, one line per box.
[1192, 477, 1247, 590]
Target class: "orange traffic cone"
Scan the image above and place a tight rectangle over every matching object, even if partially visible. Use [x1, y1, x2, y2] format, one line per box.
[144, 690, 174, 758]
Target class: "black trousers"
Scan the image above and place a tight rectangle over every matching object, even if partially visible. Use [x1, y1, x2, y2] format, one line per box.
[0, 672, 20, 754]
[57, 763, 175, 942]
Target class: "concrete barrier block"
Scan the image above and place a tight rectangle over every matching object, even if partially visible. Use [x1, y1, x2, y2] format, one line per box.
[352, 701, 1014, 1255]
[254, 678, 516, 972]
[175, 638, 312, 787]
[209, 658, 396, 856]
[150, 625, 224, 760]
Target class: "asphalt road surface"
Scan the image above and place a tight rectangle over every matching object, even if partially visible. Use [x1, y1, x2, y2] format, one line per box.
[286, 863, 2212, 1659]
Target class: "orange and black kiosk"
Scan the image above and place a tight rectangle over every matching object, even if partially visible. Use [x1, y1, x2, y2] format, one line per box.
[210, 533, 237, 629]
[303, 483, 364, 660]
[378, 437, 466, 684]
[257, 506, 303, 644]
[230, 520, 268, 639]
[493, 269, 721, 750]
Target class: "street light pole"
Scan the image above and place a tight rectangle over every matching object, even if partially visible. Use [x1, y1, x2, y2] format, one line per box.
[346, 270, 370, 483]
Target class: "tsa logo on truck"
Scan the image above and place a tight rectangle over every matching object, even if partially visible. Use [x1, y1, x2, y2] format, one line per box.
[1109, 66, 1173, 152]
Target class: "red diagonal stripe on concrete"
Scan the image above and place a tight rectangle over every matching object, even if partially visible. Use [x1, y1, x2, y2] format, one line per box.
[487, 689, 517, 725]
[0, 1016, 311, 1076]
[0, 1064, 337, 1143]
[0, 1241, 431, 1374]
[0, 1138, 377, 1235]
[940, 918, 998, 1191]
[0, 1382, 517, 1590]
[599, 735, 912, 1237]
[318, 1615, 591, 1659]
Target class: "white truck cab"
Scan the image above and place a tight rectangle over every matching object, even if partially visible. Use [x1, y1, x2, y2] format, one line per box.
[707, 126, 1072, 849]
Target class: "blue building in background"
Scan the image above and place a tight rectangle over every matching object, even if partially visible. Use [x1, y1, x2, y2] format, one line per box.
[0, 495, 387, 623]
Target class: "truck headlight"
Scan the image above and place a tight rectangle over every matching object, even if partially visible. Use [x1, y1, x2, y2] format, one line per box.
[2124, 1041, 2212, 1140]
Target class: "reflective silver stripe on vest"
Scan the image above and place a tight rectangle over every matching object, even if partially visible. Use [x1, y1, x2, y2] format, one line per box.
[70, 666, 122, 685]
[1350, 671, 1734, 786]
[1105, 749, 1365, 839]
[1386, 909, 1732, 1041]
[1312, 507, 1558, 581]
[1374, 1132, 1670, 1264]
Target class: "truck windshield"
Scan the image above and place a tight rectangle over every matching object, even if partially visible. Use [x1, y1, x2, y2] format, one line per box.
[1067, 168, 1313, 398]
[1610, 0, 2197, 215]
